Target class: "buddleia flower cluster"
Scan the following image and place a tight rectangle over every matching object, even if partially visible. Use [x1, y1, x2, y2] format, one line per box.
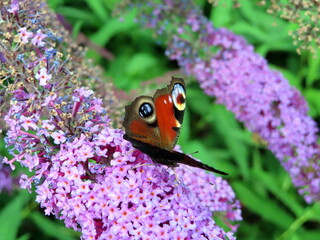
[260, 0, 320, 55]
[207, 0, 320, 56]
[0, 158, 14, 192]
[124, 0, 320, 203]
[0, 1, 241, 239]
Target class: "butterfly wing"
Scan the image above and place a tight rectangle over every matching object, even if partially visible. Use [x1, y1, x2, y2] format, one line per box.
[153, 77, 186, 150]
[123, 77, 186, 150]
[125, 136, 228, 175]
[171, 150, 228, 175]
[123, 95, 161, 147]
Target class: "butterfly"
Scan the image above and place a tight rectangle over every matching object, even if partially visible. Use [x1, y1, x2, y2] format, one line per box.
[122, 77, 228, 175]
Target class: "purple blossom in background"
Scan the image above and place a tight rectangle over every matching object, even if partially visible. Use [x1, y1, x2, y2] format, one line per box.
[35, 67, 52, 86]
[7, 3, 19, 13]
[0, 1, 241, 239]
[127, 0, 320, 203]
[176, 167, 241, 230]
[18, 27, 33, 44]
[0, 159, 14, 193]
[31, 29, 47, 47]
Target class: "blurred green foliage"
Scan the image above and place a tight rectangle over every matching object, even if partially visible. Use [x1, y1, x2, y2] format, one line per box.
[0, 0, 319, 239]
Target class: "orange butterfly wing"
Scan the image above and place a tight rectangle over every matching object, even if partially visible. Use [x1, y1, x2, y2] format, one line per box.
[123, 77, 186, 150]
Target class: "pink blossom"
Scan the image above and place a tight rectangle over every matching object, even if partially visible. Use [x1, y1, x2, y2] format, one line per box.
[42, 120, 55, 131]
[2, 157, 16, 171]
[35, 67, 51, 86]
[0, 160, 14, 192]
[51, 130, 66, 144]
[75, 87, 94, 98]
[7, 3, 19, 13]
[31, 29, 47, 47]
[19, 174, 32, 190]
[20, 116, 38, 131]
[18, 27, 33, 43]
[42, 93, 57, 106]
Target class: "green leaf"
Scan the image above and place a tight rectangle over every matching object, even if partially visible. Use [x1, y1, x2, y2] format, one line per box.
[256, 40, 296, 56]
[125, 53, 158, 77]
[103, 0, 119, 10]
[239, 1, 285, 31]
[47, 0, 64, 9]
[181, 139, 231, 173]
[0, 191, 30, 240]
[17, 233, 30, 240]
[187, 87, 212, 115]
[85, 0, 109, 22]
[29, 212, 79, 240]
[72, 20, 83, 39]
[90, 10, 137, 45]
[252, 170, 304, 216]
[55, 7, 100, 27]
[276, 202, 320, 240]
[211, 105, 250, 179]
[178, 106, 191, 144]
[306, 50, 320, 87]
[304, 89, 320, 117]
[230, 21, 290, 46]
[210, 1, 233, 27]
[298, 229, 320, 240]
[233, 182, 294, 229]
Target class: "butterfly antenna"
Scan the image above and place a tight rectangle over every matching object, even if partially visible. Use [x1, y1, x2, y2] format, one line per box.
[188, 151, 199, 156]
[182, 166, 215, 186]
[131, 163, 157, 170]
[113, 149, 135, 162]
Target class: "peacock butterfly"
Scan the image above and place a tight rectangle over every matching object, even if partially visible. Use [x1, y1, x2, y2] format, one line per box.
[122, 77, 228, 175]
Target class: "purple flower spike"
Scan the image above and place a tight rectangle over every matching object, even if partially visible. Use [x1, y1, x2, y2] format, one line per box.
[129, 0, 320, 203]
[4, 89, 240, 239]
[1, 1, 241, 239]
[0, 159, 14, 193]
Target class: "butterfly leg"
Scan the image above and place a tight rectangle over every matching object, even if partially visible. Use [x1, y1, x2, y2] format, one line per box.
[173, 167, 188, 188]
[131, 163, 157, 170]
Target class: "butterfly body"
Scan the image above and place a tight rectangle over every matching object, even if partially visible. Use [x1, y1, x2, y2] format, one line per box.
[123, 77, 227, 175]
